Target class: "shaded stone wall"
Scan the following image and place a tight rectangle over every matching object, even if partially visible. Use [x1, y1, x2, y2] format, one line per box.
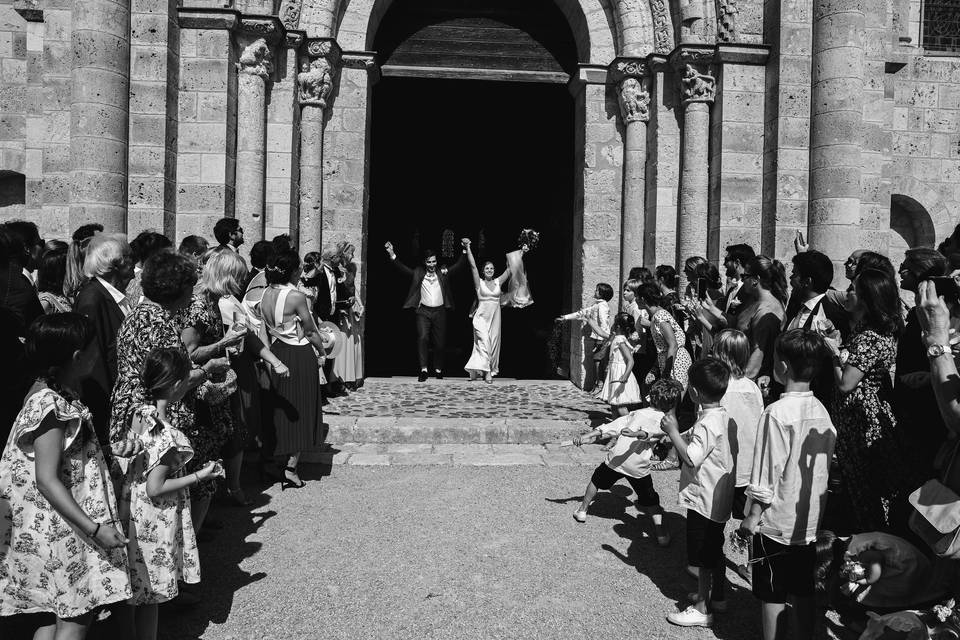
[644, 66, 681, 266]
[0, 6, 29, 221]
[265, 46, 299, 242]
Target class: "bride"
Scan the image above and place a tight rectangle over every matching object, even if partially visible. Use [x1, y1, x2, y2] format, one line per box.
[463, 239, 512, 382]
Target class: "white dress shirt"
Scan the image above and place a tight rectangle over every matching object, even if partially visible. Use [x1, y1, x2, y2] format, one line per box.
[97, 276, 131, 316]
[420, 271, 443, 307]
[725, 281, 743, 312]
[678, 406, 735, 523]
[562, 301, 611, 341]
[746, 391, 836, 545]
[598, 408, 666, 478]
[787, 293, 827, 331]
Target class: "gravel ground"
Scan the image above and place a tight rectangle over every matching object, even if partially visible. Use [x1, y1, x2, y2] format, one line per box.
[158, 466, 766, 640]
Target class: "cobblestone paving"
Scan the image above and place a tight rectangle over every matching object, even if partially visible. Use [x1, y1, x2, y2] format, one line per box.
[325, 378, 611, 421]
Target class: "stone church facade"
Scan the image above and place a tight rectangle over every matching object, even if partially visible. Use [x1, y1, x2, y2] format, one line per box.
[1, 0, 959, 384]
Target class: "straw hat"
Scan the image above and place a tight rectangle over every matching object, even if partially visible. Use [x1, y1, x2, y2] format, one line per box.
[317, 320, 346, 359]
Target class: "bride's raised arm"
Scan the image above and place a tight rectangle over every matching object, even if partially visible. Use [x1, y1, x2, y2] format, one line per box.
[462, 238, 481, 289]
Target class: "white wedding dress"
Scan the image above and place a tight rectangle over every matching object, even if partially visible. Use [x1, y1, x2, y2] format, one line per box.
[464, 279, 502, 377]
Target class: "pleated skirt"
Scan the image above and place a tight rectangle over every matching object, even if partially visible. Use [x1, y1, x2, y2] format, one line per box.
[265, 341, 320, 456]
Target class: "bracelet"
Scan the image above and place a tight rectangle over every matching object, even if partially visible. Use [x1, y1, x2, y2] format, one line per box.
[91, 522, 101, 538]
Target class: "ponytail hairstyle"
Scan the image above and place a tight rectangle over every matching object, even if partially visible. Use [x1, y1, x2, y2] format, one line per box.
[25, 313, 95, 383]
[747, 255, 789, 306]
[265, 249, 301, 285]
[141, 347, 192, 401]
[655, 265, 679, 290]
[611, 312, 635, 336]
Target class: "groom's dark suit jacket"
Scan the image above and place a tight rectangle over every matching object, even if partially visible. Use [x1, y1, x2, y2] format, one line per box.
[391, 254, 466, 309]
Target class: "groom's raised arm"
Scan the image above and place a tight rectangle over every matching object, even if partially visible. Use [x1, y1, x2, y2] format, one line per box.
[385, 241, 414, 276]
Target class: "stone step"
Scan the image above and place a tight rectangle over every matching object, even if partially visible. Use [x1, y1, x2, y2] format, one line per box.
[320, 415, 593, 445]
[300, 442, 611, 466]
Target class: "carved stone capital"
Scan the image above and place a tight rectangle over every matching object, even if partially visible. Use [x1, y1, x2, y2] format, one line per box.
[238, 16, 285, 44]
[298, 38, 342, 108]
[618, 77, 651, 124]
[679, 63, 716, 105]
[278, 0, 303, 30]
[237, 38, 274, 79]
[669, 45, 716, 70]
[608, 57, 650, 85]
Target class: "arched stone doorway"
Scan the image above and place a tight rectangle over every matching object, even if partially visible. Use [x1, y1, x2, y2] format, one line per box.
[364, 0, 579, 378]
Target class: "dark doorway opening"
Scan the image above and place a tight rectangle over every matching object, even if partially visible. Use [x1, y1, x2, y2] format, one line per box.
[365, 77, 575, 378]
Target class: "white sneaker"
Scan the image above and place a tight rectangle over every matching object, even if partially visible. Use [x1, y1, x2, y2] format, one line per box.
[572, 510, 587, 523]
[686, 592, 727, 613]
[667, 606, 713, 627]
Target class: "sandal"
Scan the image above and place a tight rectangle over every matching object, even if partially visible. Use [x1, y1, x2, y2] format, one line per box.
[651, 459, 680, 471]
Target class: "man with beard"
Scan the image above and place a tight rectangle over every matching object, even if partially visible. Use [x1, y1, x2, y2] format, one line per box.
[213, 217, 245, 255]
[720, 243, 756, 318]
[385, 240, 467, 381]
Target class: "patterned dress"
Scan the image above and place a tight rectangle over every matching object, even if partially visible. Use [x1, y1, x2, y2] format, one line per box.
[835, 328, 924, 531]
[0, 387, 132, 618]
[120, 406, 200, 604]
[177, 293, 235, 499]
[651, 308, 693, 389]
[110, 300, 193, 446]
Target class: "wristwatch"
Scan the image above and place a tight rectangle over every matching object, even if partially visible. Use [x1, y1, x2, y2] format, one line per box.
[927, 343, 952, 358]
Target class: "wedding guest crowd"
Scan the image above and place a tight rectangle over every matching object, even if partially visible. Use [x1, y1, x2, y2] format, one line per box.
[0, 218, 364, 639]
[563, 229, 960, 638]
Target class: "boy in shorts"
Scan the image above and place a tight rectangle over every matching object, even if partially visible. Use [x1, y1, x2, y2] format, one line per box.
[739, 329, 837, 640]
[662, 358, 734, 628]
[572, 379, 684, 545]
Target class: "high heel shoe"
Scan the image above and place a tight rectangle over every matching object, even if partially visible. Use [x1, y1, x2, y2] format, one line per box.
[281, 466, 306, 490]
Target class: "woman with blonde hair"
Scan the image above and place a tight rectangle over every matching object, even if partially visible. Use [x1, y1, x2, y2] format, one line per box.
[333, 240, 364, 388]
[186, 251, 289, 509]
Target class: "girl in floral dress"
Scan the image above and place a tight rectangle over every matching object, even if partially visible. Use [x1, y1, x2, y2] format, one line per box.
[0, 314, 131, 636]
[122, 347, 224, 640]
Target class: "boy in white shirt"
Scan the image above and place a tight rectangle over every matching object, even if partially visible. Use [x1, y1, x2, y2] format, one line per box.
[662, 358, 734, 628]
[571, 379, 684, 546]
[739, 328, 836, 640]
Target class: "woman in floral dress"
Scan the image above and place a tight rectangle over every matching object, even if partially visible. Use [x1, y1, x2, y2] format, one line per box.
[831, 268, 925, 532]
[0, 314, 131, 634]
[110, 252, 234, 531]
[636, 283, 693, 390]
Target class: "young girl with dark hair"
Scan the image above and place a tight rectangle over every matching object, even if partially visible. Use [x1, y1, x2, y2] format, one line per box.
[0, 313, 132, 636]
[830, 268, 921, 533]
[597, 312, 642, 416]
[122, 347, 222, 640]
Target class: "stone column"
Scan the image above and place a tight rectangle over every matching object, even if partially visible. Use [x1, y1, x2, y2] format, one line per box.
[70, 0, 130, 232]
[235, 27, 277, 250]
[808, 0, 863, 281]
[672, 48, 716, 287]
[297, 38, 341, 254]
[611, 58, 651, 287]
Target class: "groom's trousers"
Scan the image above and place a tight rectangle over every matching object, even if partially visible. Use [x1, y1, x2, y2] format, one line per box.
[415, 304, 446, 371]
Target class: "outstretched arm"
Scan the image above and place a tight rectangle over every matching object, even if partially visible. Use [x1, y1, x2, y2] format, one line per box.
[463, 239, 481, 289]
[385, 241, 414, 277]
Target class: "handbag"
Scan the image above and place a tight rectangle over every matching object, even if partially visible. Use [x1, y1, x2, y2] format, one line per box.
[908, 439, 960, 559]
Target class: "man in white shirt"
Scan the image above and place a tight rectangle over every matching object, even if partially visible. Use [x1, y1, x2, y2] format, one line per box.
[721, 244, 756, 316]
[786, 250, 849, 339]
[385, 241, 467, 382]
[741, 329, 836, 640]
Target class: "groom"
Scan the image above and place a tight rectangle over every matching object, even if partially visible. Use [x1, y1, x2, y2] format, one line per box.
[385, 240, 467, 381]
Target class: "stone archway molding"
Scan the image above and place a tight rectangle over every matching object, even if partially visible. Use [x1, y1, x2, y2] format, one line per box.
[889, 174, 957, 246]
[292, 0, 679, 63]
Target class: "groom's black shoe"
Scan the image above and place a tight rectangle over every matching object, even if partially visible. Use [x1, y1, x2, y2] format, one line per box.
[418, 370, 428, 382]
[435, 371, 443, 380]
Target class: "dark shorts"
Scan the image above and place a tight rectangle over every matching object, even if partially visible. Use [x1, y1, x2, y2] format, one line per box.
[590, 464, 660, 507]
[732, 485, 748, 520]
[686, 509, 725, 569]
[751, 534, 817, 604]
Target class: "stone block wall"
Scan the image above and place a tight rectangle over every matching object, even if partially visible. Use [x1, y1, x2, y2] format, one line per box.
[264, 45, 298, 243]
[890, 57, 960, 245]
[709, 62, 765, 260]
[40, 3, 72, 238]
[127, 0, 179, 238]
[645, 67, 681, 267]
[175, 27, 237, 244]
[761, 0, 813, 259]
[0, 6, 28, 222]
